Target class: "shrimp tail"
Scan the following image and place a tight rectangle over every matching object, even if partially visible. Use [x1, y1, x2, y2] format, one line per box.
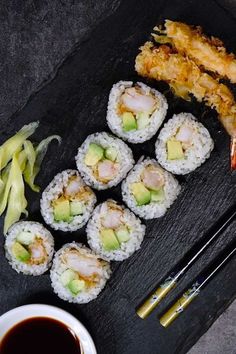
[230, 137, 236, 170]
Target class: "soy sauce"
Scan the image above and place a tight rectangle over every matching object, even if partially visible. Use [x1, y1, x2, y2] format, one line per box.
[0, 317, 81, 354]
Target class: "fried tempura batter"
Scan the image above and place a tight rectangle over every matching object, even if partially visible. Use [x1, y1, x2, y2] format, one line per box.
[154, 20, 236, 83]
[135, 41, 236, 167]
[136, 42, 236, 135]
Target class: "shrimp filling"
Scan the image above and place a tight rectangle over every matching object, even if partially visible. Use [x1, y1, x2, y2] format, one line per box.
[130, 164, 165, 206]
[84, 143, 119, 183]
[52, 175, 93, 223]
[118, 86, 158, 132]
[99, 201, 131, 251]
[166, 125, 196, 160]
[12, 231, 48, 265]
[60, 248, 105, 295]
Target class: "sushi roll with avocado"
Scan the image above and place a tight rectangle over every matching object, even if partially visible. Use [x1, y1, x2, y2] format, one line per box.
[75, 132, 134, 190]
[155, 113, 214, 175]
[121, 158, 180, 219]
[50, 243, 111, 303]
[107, 81, 168, 143]
[5, 221, 54, 275]
[86, 200, 146, 261]
[41, 170, 96, 232]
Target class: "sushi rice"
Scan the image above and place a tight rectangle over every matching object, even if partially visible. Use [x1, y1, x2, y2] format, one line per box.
[50, 242, 111, 304]
[5, 221, 54, 276]
[75, 132, 134, 190]
[155, 113, 214, 175]
[107, 81, 168, 143]
[86, 199, 146, 261]
[40, 169, 96, 232]
[122, 157, 181, 219]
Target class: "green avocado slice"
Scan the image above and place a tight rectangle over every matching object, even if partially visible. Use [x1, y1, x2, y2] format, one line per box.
[84, 143, 104, 166]
[100, 228, 120, 251]
[12, 242, 30, 263]
[167, 139, 184, 160]
[53, 198, 70, 222]
[131, 182, 151, 206]
[122, 112, 137, 132]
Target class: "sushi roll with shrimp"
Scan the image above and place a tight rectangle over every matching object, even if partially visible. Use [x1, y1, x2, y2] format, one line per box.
[86, 200, 146, 261]
[50, 243, 111, 303]
[121, 158, 180, 219]
[155, 113, 214, 175]
[41, 170, 96, 232]
[107, 81, 168, 143]
[75, 132, 134, 190]
[5, 221, 54, 275]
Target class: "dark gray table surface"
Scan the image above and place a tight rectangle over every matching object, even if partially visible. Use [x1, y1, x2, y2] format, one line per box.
[0, 1, 236, 353]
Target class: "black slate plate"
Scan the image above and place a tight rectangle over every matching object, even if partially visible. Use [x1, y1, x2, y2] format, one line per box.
[1, 0, 236, 353]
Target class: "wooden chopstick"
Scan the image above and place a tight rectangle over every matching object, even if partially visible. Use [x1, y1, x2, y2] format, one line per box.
[159, 239, 236, 327]
[136, 205, 236, 319]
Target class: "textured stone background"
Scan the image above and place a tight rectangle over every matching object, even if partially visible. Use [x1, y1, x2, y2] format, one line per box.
[0, 1, 236, 353]
[188, 301, 236, 354]
[0, 0, 120, 124]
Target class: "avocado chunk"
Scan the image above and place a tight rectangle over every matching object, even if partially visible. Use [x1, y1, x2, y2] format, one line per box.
[115, 226, 130, 243]
[61, 269, 78, 286]
[167, 139, 184, 160]
[68, 279, 85, 295]
[70, 201, 84, 216]
[53, 198, 70, 222]
[131, 182, 151, 206]
[150, 188, 165, 203]
[16, 231, 35, 246]
[136, 112, 150, 130]
[100, 229, 120, 251]
[105, 147, 118, 162]
[84, 143, 104, 166]
[122, 112, 137, 132]
[12, 242, 30, 263]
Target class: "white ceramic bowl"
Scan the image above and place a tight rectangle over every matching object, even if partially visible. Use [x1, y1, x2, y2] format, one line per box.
[0, 304, 96, 354]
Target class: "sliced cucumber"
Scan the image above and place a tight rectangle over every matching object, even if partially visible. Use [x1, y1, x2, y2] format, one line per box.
[105, 147, 118, 162]
[70, 201, 84, 216]
[16, 231, 35, 246]
[136, 112, 150, 130]
[115, 226, 130, 243]
[60, 269, 77, 286]
[68, 279, 85, 295]
[150, 188, 165, 202]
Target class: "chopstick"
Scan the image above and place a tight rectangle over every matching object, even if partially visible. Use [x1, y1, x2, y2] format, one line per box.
[159, 239, 236, 327]
[136, 205, 236, 319]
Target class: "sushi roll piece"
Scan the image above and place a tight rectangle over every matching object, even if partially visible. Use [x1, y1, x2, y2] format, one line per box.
[122, 157, 180, 219]
[86, 199, 146, 261]
[155, 113, 214, 175]
[50, 242, 111, 303]
[75, 132, 134, 190]
[5, 221, 54, 276]
[41, 170, 96, 232]
[107, 81, 168, 143]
